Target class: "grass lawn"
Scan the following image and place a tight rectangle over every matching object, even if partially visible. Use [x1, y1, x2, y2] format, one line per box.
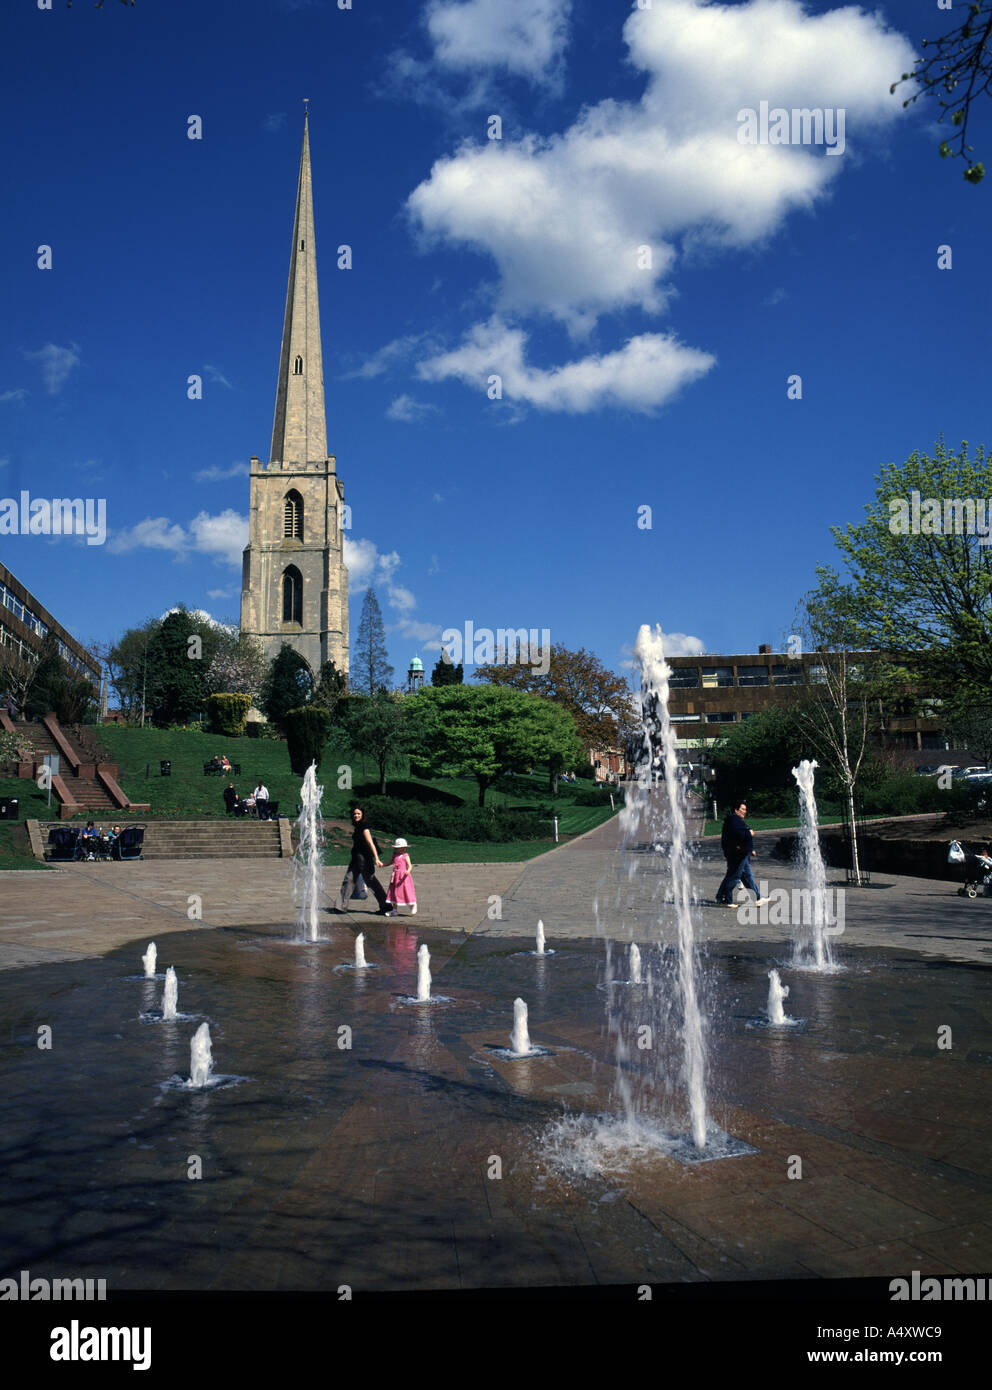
[322, 837, 556, 866]
[0, 822, 52, 870]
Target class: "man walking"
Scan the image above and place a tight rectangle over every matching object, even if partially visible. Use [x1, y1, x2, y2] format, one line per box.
[334, 806, 392, 915]
[715, 799, 767, 907]
[252, 778, 269, 820]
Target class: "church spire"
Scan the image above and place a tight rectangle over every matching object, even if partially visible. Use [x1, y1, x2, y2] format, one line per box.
[269, 109, 327, 466]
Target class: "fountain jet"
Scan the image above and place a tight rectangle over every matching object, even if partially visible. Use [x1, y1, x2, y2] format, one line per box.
[536, 920, 546, 956]
[767, 969, 790, 1025]
[509, 998, 534, 1056]
[791, 760, 834, 970]
[189, 1023, 213, 1089]
[142, 942, 157, 979]
[416, 943, 431, 1002]
[629, 942, 642, 985]
[354, 932, 367, 969]
[295, 763, 325, 943]
[161, 966, 178, 1021]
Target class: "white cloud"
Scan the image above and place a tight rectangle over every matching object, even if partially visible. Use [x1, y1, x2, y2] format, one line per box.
[162, 606, 235, 632]
[264, 112, 287, 132]
[194, 462, 251, 483]
[406, 0, 914, 408]
[342, 335, 425, 379]
[188, 510, 249, 567]
[21, 342, 80, 395]
[204, 364, 233, 390]
[418, 317, 714, 413]
[0, 389, 28, 403]
[385, 393, 439, 422]
[108, 510, 248, 568]
[425, 0, 571, 82]
[109, 517, 188, 557]
[345, 537, 443, 648]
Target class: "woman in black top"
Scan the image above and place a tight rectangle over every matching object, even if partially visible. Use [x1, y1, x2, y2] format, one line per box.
[335, 806, 392, 914]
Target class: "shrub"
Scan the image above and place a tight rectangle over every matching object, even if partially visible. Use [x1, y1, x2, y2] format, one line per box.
[355, 796, 546, 842]
[574, 787, 616, 807]
[575, 762, 597, 780]
[205, 693, 253, 737]
[284, 705, 331, 774]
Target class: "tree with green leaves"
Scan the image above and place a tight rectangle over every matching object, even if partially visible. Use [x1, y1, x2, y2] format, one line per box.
[283, 705, 332, 775]
[474, 643, 634, 751]
[353, 589, 393, 695]
[106, 618, 159, 723]
[340, 690, 409, 795]
[143, 608, 226, 726]
[23, 634, 96, 724]
[406, 684, 584, 806]
[312, 658, 348, 716]
[431, 653, 464, 685]
[893, 2, 991, 185]
[258, 643, 314, 731]
[806, 439, 992, 700]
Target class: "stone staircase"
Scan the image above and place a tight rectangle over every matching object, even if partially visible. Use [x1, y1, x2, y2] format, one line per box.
[1, 713, 145, 818]
[31, 818, 288, 860]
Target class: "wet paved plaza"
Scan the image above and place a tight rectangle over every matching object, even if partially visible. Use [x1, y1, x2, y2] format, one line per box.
[2, 901, 990, 1293]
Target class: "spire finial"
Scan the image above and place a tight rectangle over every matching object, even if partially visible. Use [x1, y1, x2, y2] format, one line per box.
[303, 97, 309, 119]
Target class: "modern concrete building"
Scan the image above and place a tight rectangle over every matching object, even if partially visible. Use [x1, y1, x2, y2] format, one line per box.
[0, 560, 100, 688]
[666, 643, 944, 753]
[240, 113, 349, 679]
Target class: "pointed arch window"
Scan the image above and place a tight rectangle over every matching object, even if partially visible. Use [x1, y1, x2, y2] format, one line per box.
[283, 489, 303, 540]
[299, 239, 305, 251]
[282, 566, 303, 625]
[293, 355, 304, 375]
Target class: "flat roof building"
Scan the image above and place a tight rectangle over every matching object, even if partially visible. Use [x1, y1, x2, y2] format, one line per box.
[0, 559, 101, 687]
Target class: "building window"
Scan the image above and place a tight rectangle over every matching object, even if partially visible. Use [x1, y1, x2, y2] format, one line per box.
[771, 665, 805, 686]
[299, 239, 305, 251]
[704, 711, 737, 723]
[283, 490, 303, 540]
[668, 669, 700, 689]
[809, 665, 828, 684]
[673, 714, 701, 724]
[736, 666, 770, 686]
[282, 566, 303, 624]
[701, 667, 734, 688]
[293, 355, 303, 375]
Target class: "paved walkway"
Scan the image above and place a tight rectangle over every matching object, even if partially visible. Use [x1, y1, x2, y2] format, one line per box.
[2, 807, 989, 969]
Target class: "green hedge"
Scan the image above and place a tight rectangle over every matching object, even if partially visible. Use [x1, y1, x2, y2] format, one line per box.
[355, 796, 547, 842]
[205, 693, 253, 737]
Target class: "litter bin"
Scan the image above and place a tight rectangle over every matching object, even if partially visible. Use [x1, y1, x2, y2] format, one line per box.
[160, 760, 171, 777]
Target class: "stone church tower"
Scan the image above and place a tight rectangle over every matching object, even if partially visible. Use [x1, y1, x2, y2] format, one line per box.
[240, 113, 348, 679]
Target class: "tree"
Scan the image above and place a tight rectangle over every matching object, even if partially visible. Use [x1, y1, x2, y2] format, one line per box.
[143, 608, 226, 725]
[23, 634, 97, 724]
[431, 654, 464, 686]
[353, 589, 393, 694]
[806, 439, 992, 701]
[312, 658, 348, 717]
[340, 690, 409, 795]
[106, 618, 160, 723]
[709, 705, 810, 811]
[893, 2, 991, 184]
[283, 705, 332, 775]
[258, 643, 314, 730]
[0, 643, 39, 717]
[204, 632, 267, 700]
[944, 694, 992, 766]
[474, 643, 634, 751]
[406, 684, 584, 806]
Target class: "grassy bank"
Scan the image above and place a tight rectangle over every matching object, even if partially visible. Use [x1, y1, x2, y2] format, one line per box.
[0, 822, 52, 870]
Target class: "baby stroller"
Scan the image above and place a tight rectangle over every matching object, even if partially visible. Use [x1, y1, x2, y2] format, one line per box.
[948, 840, 992, 898]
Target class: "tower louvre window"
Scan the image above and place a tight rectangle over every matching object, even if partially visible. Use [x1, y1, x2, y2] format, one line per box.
[293, 355, 303, 375]
[299, 239, 305, 250]
[283, 489, 303, 539]
[282, 566, 303, 624]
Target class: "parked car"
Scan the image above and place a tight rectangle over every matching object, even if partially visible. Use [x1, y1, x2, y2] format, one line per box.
[963, 771, 992, 784]
[916, 764, 957, 776]
[952, 766, 988, 780]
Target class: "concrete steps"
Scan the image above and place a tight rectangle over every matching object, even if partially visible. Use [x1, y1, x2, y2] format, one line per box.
[35, 819, 288, 860]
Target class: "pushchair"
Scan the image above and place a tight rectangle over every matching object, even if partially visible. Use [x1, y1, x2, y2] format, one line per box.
[948, 840, 992, 898]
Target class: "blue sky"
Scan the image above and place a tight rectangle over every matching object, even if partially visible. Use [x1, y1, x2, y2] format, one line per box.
[0, 0, 987, 684]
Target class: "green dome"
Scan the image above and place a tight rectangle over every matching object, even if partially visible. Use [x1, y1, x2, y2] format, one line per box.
[409, 656, 424, 671]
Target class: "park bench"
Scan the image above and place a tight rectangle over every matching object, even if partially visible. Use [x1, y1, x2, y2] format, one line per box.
[204, 762, 241, 776]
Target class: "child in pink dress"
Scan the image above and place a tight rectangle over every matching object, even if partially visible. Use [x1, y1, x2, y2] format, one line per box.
[387, 838, 417, 914]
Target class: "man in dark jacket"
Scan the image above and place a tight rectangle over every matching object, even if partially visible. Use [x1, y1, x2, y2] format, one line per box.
[222, 782, 239, 816]
[715, 799, 765, 906]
